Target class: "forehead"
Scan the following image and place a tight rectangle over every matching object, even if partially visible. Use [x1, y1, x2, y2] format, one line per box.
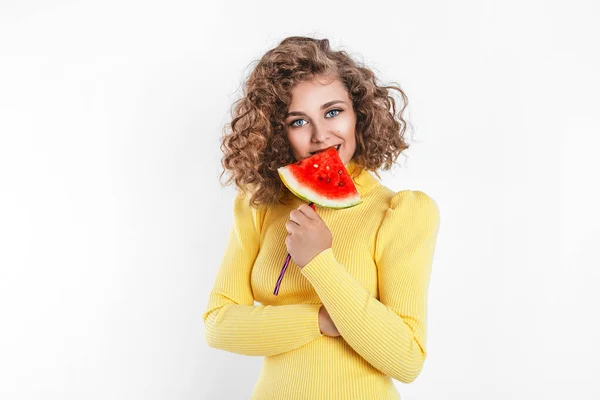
[288, 76, 350, 107]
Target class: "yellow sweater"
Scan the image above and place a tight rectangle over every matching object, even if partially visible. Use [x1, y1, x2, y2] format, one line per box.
[203, 160, 441, 399]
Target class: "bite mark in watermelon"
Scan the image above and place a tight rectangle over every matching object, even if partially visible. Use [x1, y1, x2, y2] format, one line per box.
[277, 146, 362, 209]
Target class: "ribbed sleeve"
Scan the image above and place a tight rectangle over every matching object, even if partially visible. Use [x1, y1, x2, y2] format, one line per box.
[299, 190, 440, 383]
[203, 191, 324, 356]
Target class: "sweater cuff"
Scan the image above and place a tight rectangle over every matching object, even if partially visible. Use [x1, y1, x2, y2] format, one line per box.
[283, 303, 324, 340]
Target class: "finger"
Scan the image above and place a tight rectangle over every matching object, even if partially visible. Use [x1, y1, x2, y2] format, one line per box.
[289, 209, 309, 225]
[285, 219, 298, 234]
[295, 205, 316, 220]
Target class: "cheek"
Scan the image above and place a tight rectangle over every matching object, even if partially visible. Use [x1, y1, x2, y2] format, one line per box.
[287, 137, 305, 157]
[289, 135, 308, 148]
[338, 115, 356, 133]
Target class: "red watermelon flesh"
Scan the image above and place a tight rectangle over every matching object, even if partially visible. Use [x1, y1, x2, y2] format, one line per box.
[277, 146, 362, 209]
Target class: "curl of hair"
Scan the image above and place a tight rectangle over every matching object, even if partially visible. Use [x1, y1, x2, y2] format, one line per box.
[219, 36, 412, 209]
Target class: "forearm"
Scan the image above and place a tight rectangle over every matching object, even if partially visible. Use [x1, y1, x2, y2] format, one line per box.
[203, 302, 324, 357]
[301, 248, 426, 383]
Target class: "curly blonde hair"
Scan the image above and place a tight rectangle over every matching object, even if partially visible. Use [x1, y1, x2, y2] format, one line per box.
[219, 36, 412, 209]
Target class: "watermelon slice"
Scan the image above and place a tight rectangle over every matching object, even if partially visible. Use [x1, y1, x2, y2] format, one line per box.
[277, 146, 362, 209]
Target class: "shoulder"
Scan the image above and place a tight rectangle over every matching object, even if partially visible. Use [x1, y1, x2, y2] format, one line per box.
[233, 190, 268, 234]
[378, 189, 440, 230]
[372, 183, 439, 212]
[389, 190, 439, 214]
[374, 189, 441, 260]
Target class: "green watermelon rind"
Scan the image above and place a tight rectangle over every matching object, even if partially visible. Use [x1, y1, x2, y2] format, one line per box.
[277, 166, 363, 209]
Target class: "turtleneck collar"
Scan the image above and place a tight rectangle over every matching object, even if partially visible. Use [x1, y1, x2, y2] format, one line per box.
[345, 159, 379, 197]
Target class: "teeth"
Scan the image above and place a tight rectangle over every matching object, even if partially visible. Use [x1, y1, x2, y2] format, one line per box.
[311, 145, 340, 155]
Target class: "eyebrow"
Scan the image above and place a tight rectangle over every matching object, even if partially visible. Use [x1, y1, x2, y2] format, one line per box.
[285, 100, 347, 118]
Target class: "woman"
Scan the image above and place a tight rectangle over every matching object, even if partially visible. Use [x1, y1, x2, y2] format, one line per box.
[203, 36, 441, 399]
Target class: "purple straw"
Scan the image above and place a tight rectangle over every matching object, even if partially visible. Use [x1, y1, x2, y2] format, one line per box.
[273, 201, 316, 295]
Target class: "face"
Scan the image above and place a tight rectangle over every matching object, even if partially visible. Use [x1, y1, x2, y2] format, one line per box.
[284, 75, 357, 166]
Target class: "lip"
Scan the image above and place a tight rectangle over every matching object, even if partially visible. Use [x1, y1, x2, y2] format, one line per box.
[310, 144, 341, 155]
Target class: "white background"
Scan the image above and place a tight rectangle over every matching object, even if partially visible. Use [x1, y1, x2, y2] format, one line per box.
[1, 1, 599, 399]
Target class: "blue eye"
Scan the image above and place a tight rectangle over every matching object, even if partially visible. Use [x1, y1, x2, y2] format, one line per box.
[290, 119, 306, 128]
[289, 109, 343, 128]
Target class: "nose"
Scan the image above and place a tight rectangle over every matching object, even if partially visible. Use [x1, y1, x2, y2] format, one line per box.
[311, 122, 330, 144]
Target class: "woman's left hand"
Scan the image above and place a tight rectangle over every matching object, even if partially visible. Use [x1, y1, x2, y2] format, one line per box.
[285, 204, 332, 269]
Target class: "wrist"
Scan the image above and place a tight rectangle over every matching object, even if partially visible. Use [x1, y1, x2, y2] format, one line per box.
[318, 305, 327, 335]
